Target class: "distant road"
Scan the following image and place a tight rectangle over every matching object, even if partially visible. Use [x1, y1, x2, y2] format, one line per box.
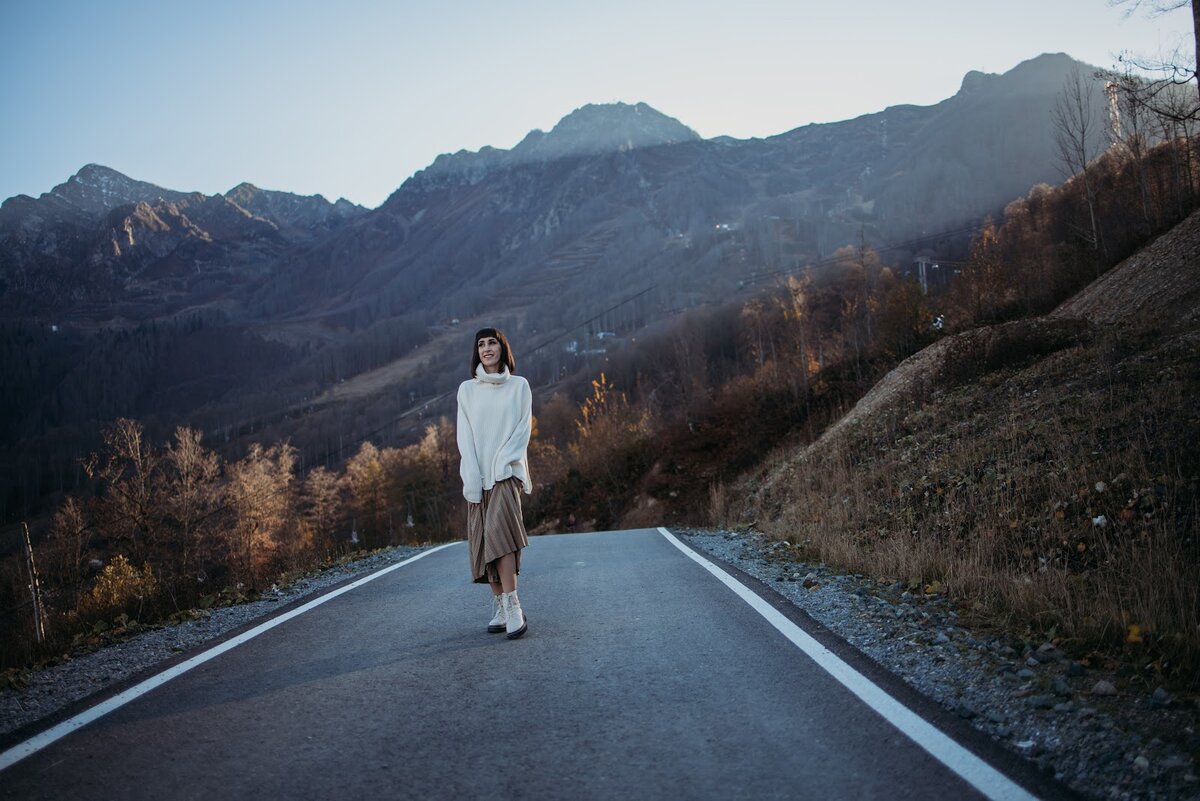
[0, 529, 1061, 800]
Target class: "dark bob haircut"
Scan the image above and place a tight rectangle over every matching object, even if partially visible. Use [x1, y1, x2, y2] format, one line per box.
[471, 327, 516, 376]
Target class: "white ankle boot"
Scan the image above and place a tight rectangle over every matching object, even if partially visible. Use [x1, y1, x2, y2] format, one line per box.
[503, 591, 527, 639]
[487, 593, 506, 633]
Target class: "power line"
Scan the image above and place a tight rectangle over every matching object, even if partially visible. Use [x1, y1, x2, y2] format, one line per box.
[737, 222, 987, 289]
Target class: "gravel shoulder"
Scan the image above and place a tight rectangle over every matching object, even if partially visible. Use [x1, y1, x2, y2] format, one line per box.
[676, 526, 1199, 801]
[0, 543, 432, 740]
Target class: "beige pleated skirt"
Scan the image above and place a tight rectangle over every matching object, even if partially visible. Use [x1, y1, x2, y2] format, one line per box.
[467, 477, 529, 584]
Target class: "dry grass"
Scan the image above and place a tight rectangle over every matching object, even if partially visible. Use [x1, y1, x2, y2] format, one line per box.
[735, 326, 1200, 684]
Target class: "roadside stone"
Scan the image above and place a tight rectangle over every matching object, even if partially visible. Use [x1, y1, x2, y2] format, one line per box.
[1018, 668, 1036, 680]
[1053, 677, 1073, 697]
[1034, 643, 1060, 663]
[1067, 661, 1086, 677]
[1133, 755, 1150, 771]
[1093, 680, 1119, 696]
[1028, 695, 1057, 710]
[1026, 657, 1041, 668]
[1149, 687, 1173, 709]
[952, 700, 977, 719]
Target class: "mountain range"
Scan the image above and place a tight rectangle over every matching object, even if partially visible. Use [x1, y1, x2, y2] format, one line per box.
[0, 52, 1111, 518]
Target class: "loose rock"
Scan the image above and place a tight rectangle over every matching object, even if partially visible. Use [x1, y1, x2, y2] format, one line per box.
[1150, 687, 1173, 709]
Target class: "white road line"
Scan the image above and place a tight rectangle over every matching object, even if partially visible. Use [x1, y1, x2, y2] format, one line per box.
[658, 528, 1040, 801]
[0, 541, 460, 773]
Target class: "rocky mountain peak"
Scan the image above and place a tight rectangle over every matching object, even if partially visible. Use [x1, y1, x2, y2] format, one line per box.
[406, 102, 699, 193]
[223, 181, 367, 229]
[958, 70, 995, 94]
[515, 101, 701, 159]
[956, 52, 1092, 99]
[50, 163, 188, 217]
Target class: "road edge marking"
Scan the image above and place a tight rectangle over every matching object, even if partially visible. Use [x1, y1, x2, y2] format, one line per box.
[657, 527, 1039, 801]
[0, 541, 460, 773]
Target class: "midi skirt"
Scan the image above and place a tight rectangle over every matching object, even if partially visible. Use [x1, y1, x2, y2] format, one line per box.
[467, 477, 529, 584]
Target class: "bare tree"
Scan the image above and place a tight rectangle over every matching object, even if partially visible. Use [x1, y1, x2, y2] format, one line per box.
[83, 418, 163, 565]
[1052, 68, 1106, 260]
[1111, 0, 1200, 119]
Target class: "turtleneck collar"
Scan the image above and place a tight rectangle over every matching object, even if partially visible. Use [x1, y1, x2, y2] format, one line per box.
[475, 364, 511, 384]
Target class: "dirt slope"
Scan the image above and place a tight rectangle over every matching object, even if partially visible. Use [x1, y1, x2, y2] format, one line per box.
[1052, 207, 1200, 327]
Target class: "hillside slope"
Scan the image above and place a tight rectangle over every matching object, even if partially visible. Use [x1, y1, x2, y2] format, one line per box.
[733, 209, 1200, 673]
[1051, 207, 1200, 327]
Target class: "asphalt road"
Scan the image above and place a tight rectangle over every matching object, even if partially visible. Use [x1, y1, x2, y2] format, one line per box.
[0, 529, 1052, 800]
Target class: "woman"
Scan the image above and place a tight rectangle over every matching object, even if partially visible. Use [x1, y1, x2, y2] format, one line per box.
[456, 327, 532, 639]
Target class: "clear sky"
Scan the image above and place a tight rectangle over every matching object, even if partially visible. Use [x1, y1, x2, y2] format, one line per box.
[1, 0, 1194, 208]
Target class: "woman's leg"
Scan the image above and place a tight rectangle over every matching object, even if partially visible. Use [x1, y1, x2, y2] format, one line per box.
[489, 578, 503, 597]
[497, 552, 518, 594]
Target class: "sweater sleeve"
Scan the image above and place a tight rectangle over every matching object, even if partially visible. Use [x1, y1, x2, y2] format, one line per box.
[492, 379, 532, 485]
[456, 384, 484, 503]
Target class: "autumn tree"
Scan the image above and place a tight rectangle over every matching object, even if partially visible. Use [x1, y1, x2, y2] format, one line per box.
[161, 426, 222, 596]
[302, 466, 343, 556]
[529, 393, 574, 486]
[781, 274, 816, 391]
[224, 442, 297, 587]
[953, 219, 1008, 323]
[45, 496, 91, 609]
[395, 420, 458, 541]
[874, 269, 928, 360]
[345, 441, 388, 549]
[569, 373, 651, 523]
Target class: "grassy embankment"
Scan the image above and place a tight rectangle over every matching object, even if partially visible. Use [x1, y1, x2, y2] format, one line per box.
[723, 266, 1199, 685]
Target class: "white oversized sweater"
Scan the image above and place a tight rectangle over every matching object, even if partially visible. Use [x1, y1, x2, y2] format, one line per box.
[456, 365, 533, 503]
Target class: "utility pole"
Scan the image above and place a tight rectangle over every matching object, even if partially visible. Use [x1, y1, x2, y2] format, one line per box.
[914, 257, 932, 294]
[21, 522, 47, 644]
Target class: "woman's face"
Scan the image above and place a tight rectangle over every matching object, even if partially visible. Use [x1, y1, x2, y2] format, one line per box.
[477, 336, 502, 372]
